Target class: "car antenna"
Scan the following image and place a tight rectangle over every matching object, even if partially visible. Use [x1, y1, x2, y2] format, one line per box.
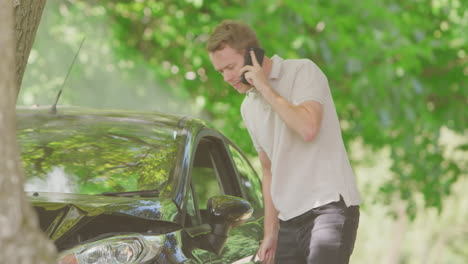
[50, 36, 85, 114]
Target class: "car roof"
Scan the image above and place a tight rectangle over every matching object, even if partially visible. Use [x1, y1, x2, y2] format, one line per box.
[16, 105, 207, 130]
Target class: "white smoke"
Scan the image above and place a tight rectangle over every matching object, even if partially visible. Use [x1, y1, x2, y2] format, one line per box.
[24, 166, 77, 193]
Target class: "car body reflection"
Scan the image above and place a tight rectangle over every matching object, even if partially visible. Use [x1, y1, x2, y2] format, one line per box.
[18, 106, 263, 263]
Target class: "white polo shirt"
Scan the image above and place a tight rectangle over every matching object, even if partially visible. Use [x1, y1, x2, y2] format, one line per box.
[241, 55, 362, 221]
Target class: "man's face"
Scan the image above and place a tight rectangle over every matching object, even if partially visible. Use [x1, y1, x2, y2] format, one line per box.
[209, 45, 251, 94]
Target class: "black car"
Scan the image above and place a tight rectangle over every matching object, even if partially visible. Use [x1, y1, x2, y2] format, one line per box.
[17, 106, 263, 264]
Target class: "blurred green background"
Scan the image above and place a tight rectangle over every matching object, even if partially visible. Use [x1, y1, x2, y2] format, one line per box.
[17, 0, 467, 263]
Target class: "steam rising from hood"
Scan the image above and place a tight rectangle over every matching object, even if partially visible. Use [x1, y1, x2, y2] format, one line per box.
[24, 166, 77, 193]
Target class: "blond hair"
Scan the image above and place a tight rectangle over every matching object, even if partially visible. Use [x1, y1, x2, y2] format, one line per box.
[207, 20, 260, 53]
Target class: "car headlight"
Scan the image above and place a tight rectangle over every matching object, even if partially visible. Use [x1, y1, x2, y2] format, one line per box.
[57, 234, 165, 264]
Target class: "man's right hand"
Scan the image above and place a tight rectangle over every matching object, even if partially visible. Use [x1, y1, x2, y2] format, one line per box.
[257, 235, 277, 264]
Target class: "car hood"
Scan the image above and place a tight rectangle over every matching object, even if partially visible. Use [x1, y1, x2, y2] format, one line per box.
[28, 192, 181, 242]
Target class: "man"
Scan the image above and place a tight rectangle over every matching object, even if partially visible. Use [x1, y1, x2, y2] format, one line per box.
[207, 20, 362, 264]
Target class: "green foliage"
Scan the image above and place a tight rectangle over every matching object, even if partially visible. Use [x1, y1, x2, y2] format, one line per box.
[20, 0, 467, 214]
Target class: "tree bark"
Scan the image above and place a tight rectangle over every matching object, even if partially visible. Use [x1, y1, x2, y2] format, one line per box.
[0, 1, 57, 263]
[13, 0, 47, 98]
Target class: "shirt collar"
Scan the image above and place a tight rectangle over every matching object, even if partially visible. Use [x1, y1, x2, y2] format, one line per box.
[268, 55, 283, 80]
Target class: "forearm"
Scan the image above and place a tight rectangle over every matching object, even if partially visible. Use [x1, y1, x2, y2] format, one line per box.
[259, 84, 319, 141]
[262, 168, 279, 239]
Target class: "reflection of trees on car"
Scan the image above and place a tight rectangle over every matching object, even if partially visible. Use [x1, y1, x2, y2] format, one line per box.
[192, 219, 263, 264]
[19, 114, 180, 196]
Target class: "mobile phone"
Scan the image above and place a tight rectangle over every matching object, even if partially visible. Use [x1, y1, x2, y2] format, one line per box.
[241, 47, 265, 85]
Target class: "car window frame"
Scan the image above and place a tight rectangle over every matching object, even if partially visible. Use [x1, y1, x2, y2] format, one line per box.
[225, 141, 264, 219]
[184, 129, 243, 226]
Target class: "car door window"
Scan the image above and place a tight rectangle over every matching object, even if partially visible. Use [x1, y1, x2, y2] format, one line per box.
[192, 160, 222, 210]
[189, 139, 224, 226]
[228, 144, 263, 215]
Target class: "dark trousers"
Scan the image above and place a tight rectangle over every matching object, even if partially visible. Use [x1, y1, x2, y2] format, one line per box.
[275, 198, 360, 264]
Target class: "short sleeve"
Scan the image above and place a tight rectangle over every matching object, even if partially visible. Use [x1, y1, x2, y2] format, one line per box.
[240, 105, 264, 153]
[290, 60, 329, 105]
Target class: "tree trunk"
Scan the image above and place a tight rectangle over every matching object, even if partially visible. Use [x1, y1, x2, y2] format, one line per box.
[0, 1, 57, 263]
[14, 0, 47, 98]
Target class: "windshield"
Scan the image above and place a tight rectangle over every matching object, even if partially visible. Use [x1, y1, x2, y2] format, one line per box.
[18, 114, 182, 197]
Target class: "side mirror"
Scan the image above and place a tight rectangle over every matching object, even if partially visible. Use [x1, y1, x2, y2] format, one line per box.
[201, 195, 253, 255]
[207, 195, 253, 228]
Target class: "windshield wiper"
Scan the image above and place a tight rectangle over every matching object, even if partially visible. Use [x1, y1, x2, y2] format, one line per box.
[100, 189, 160, 197]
